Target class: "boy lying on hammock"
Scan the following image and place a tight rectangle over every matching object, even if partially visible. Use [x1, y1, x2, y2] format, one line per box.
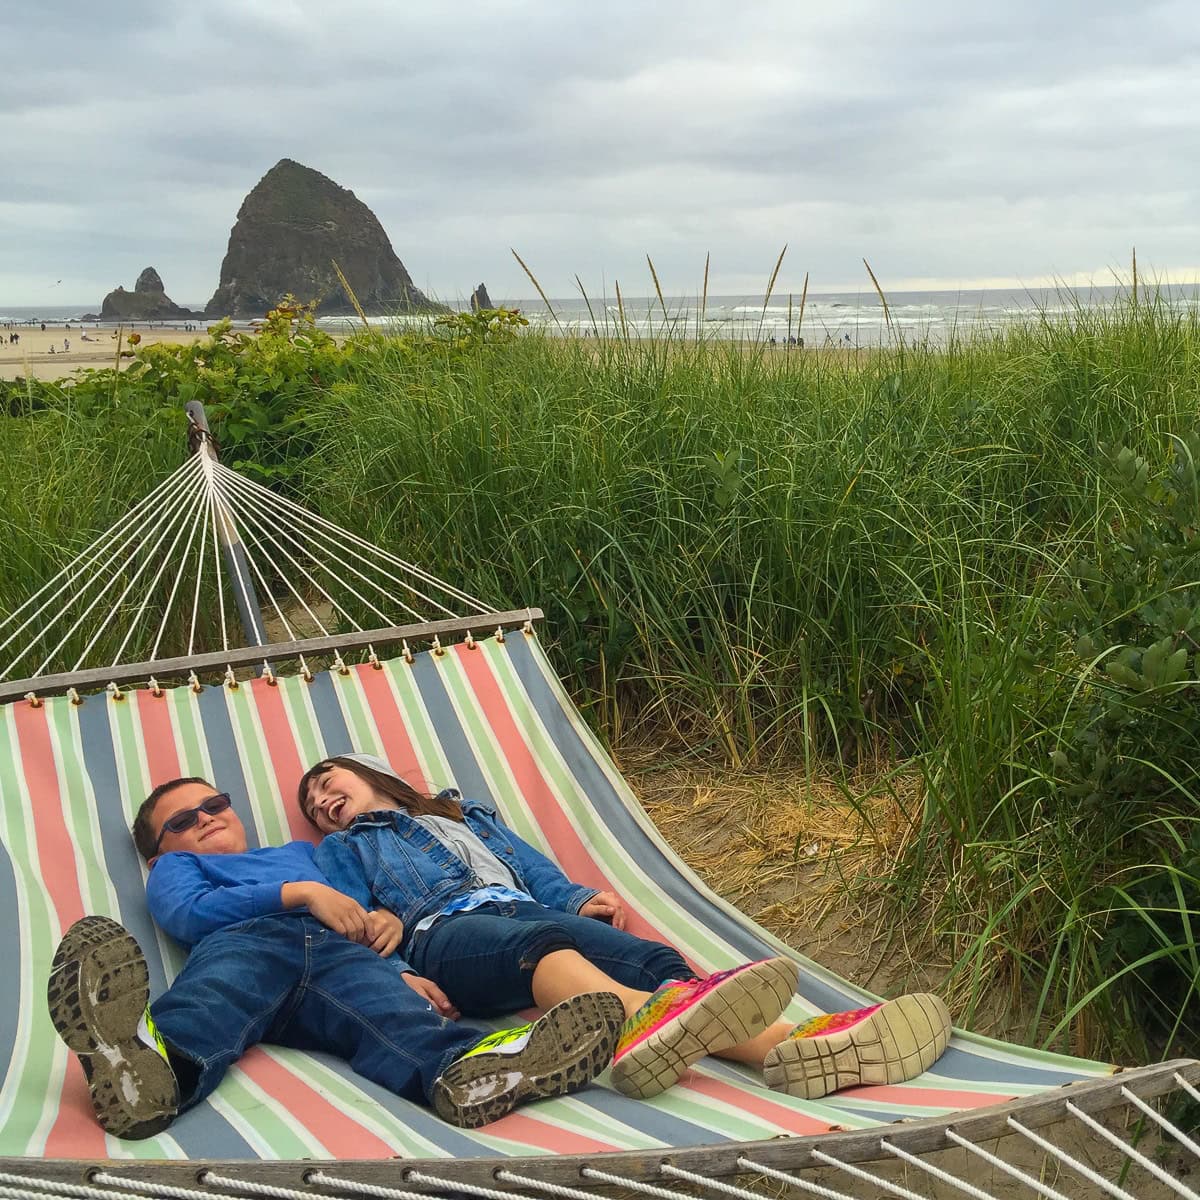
[46, 776, 626, 1139]
[300, 753, 954, 1101]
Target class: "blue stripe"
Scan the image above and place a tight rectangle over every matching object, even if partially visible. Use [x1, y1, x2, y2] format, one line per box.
[0, 835, 20, 1081]
[195, 686, 259, 849]
[409, 654, 495, 803]
[76, 699, 169, 993]
[306, 671, 352, 754]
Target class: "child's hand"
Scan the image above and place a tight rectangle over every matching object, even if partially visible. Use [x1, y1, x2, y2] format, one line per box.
[282, 881, 369, 942]
[402, 973, 461, 1020]
[579, 889, 627, 930]
[365, 909, 405, 957]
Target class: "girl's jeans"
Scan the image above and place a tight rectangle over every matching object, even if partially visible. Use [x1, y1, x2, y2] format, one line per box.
[409, 901, 692, 1016]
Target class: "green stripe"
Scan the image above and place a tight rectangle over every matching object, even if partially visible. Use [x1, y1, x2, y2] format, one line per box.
[0, 707, 60, 1153]
[330, 670, 382, 756]
[222, 687, 288, 848]
[276, 675, 327, 776]
[381, 659, 453, 787]
[211, 1071, 320, 1158]
[47, 702, 117, 915]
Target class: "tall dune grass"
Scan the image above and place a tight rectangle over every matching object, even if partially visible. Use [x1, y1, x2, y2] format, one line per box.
[3, 290, 1199, 1059]
[301, 292, 1200, 1058]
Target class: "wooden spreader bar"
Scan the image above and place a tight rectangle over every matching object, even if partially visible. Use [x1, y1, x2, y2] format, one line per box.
[0, 609, 543, 705]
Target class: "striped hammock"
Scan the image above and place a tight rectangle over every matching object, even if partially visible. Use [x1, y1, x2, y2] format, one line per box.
[0, 632, 1114, 1163]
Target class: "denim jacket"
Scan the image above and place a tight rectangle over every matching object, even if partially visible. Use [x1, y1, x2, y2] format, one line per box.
[313, 792, 598, 947]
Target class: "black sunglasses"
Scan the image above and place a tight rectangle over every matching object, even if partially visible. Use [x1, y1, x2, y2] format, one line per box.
[153, 793, 233, 854]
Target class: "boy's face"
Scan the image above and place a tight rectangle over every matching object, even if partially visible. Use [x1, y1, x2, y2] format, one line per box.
[153, 781, 249, 858]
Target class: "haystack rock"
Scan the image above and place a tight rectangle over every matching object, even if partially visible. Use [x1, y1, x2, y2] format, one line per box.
[99, 267, 198, 320]
[206, 159, 443, 318]
[470, 282, 494, 311]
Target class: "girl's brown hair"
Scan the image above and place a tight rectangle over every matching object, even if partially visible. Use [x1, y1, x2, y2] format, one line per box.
[297, 755, 465, 829]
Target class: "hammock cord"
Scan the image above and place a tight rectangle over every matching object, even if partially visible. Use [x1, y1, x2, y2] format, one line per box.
[0, 446, 504, 680]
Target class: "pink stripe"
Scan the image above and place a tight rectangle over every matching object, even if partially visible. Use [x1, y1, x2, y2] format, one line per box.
[453, 645, 696, 964]
[836, 1083, 1015, 1109]
[12, 703, 109, 1157]
[134, 689, 182, 788]
[679, 1073, 836, 1134]
[246, 679, 317, 845]
[480, 1109, 621, 1153]
[350, 664, 429, 790]
[236, 1048, 398, 1157]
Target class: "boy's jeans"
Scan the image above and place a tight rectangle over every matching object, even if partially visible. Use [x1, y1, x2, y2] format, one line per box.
[151, 913, 480, 1110]
[409, 901, 692, 1016]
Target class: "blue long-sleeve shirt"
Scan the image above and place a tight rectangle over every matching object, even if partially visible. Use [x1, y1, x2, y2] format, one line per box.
[146, 842, 331, 948]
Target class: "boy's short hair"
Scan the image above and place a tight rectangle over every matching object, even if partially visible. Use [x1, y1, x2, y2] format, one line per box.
[132, 776, 213, 861]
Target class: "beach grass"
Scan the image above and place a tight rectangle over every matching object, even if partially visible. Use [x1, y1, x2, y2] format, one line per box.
[3, 289, 1200, 1059]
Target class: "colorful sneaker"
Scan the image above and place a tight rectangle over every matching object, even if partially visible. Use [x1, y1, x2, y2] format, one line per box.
[46, 915, 179, 1139]
[432, 991, 624, 1128]
[763, 993, 952, 1099]
[610, 957, 797, 1099]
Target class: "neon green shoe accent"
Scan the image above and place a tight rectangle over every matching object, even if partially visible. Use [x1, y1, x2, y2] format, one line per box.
[137, 1006, 170, 1063]
[459, 1021, 534, 1060]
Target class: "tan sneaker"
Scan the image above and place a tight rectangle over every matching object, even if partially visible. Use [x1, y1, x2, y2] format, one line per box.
[46, 916, 179, 1139]
[432, 991, 624, 1128]
[763, 993, 952, 1099]
[610, 958, 798, 1099]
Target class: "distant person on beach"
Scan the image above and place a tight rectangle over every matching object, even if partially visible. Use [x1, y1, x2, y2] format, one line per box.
[40, 323, 46, 332]
[48, 345, 55, 354]
[63, 338, 70, 352]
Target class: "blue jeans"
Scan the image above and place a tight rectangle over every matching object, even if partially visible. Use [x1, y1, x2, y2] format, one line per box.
[409, 901, 692, 1017]
[150, 913, 480, 1110]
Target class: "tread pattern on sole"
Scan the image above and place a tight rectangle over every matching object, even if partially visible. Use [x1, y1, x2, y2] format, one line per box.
[432, 991, 625, 1128]
[762, 992, 952, 1100]
[611, 957, 798, 1100]
[46, 916, 179, 1140]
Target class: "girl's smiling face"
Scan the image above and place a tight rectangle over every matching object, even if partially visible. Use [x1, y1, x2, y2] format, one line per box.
[304, 763, 396, 833]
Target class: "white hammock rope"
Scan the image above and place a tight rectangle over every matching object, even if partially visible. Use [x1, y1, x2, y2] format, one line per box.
[1122, 1084, 1200, 1159]
[210, 464, 394, 630]
[211, 463, 455, 625]
[1005, 1116, 1137, 1200]
[0, 455, 207, 679]
[305, 1171, 451, 1200]
[49, 459, 210, 676]
[877, 1141, 1002, 1200]
[945, 1127, 1073, 1200]
[0, 454, 203, 655]
[0, 442, 503, 682]
[212, 461, 492, 614]
[1066, 1100, 1200, 1200]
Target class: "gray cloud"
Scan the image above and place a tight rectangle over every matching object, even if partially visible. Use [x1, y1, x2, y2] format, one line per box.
[2, 0, 1198, 306]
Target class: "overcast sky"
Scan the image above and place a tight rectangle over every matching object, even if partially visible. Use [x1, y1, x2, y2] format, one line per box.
[3, 0, 1198, 307]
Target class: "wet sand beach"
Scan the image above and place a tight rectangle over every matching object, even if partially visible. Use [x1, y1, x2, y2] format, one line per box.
[0, 325, 210, 381]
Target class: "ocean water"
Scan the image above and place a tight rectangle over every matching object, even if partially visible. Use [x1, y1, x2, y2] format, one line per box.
[3, 284, 1198, 347]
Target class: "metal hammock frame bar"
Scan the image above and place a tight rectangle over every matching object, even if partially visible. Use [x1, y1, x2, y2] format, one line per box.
[0, 402, 1196, 1199]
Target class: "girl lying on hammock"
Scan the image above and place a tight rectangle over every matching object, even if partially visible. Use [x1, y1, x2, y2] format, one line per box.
[299, 753, 952, 1101]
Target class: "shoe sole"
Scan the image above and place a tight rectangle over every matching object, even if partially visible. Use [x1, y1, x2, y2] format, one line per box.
[46, 915, 179, 1139]
[763, 992, 952, 1099]
[611, 957, 798, 1100]
[432, 991, 624, 1128]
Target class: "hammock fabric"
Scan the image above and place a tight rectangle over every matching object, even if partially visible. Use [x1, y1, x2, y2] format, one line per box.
[0, 632, 1113, 1163]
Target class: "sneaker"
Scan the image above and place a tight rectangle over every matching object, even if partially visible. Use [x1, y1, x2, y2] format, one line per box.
[762, 993, 952, 1099]
[432, 991, 624, 1128]
[610, 957, 797, 1100]
[46, 915, 179, 1139]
